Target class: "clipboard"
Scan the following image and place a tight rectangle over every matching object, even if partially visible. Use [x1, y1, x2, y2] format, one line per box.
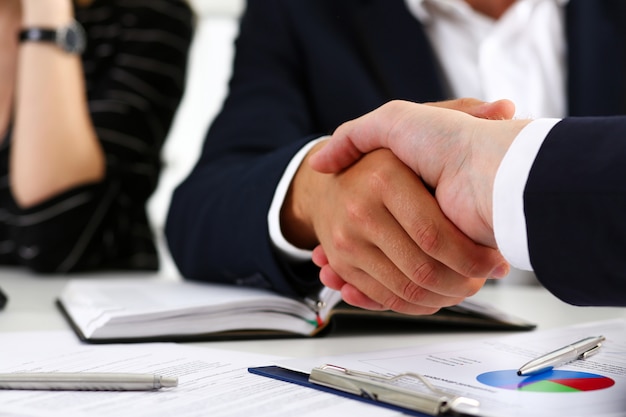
[248, 365, 481, 416]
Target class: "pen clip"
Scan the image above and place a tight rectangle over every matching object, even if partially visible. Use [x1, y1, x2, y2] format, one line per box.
[309, 364, 480, 416]
[580, 344, 601, 359]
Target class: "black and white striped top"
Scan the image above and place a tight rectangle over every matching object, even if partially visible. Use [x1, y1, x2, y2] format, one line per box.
[0, 0, 194, 273]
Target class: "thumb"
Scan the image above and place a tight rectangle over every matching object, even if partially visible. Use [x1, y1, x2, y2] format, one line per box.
[309, 111, 388, 173]
[308, 129, 365, 174]
[310, 101, 400, 173]
[427, 98, 516, 120]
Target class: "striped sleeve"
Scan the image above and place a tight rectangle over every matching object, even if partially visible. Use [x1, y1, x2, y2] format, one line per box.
[0, 0, 193, 273]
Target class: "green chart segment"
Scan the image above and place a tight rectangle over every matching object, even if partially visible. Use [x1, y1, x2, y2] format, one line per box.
[477, 370, 615, 392]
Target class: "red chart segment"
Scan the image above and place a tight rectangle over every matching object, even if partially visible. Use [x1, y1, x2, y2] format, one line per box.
[551, 377, 615, 391]
[477, 370, 615, 392]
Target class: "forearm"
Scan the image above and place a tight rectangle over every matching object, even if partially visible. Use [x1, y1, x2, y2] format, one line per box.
[12, 0, 104, 208]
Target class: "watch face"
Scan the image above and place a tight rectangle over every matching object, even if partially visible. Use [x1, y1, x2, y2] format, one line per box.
[58, 20, 87, 54]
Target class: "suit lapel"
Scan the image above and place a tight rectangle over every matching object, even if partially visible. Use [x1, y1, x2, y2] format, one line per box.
[350, 0, 449, 102]
[566, 0, 626, 116]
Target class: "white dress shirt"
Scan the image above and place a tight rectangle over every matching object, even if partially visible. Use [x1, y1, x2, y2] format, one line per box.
[269, 0, 568, 271]
[493, 118, 560, 269]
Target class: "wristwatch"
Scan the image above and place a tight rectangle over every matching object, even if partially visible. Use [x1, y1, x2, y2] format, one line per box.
[19, 19, 86, 55]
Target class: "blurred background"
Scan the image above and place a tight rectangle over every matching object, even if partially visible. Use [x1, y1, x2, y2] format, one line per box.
[148, 0, 245, 277]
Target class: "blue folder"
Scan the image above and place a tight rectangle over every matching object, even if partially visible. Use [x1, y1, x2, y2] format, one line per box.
[248, 365, 442, 417]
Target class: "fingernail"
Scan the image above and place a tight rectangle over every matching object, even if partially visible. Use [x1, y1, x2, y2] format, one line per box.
[490, 263, 510, 279]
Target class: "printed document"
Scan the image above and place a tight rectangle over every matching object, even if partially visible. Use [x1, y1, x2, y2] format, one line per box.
[276, 319, 626, 417]
[0, 331, 401, 417]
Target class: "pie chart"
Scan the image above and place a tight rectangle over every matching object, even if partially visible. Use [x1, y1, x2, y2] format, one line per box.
[477, 369, 615, 392]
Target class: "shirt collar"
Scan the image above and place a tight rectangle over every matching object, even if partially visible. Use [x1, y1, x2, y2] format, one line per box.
[405, 0, 570, 24]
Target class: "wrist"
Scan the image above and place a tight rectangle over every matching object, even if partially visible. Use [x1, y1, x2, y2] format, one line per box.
[481, 118, 533, 230]
[281, 142, 327, 249]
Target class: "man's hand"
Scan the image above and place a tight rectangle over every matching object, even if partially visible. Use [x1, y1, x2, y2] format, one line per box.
[309, 98, 515, 174]
[282, 141, 509, 314]
[309, 99, 530, 247]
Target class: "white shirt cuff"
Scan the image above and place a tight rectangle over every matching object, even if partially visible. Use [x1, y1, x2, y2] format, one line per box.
[268, 137, 328, 262]
[493, 118, 560, 270]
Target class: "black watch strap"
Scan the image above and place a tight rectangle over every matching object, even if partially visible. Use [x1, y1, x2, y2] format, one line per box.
[19, 28, 57, 43]
[18, 20, 86, 55]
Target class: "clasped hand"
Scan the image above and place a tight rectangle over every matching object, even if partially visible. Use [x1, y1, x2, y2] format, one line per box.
[297, 99, 527, 314]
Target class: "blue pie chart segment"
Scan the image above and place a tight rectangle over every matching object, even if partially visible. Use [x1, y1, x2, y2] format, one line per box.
[477, 369, 615, 392]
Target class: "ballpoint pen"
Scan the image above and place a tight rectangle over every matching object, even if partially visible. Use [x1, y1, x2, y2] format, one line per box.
[0, 372, 178, 391]
[517, 335, 605, 376]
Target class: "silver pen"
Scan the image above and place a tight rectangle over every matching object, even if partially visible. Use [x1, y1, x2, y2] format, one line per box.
[517, 335, 605, 376]
[0, 372, 178, 391]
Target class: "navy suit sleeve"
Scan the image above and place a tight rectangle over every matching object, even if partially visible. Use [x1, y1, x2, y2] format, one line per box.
[165, 0, 323, 297]
[524, 117, 626, 306]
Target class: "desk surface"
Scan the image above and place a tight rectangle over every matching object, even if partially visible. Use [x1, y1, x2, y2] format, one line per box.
[1, 267, 624, 358]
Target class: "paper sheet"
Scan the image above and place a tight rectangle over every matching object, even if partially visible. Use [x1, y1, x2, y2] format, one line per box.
[276, 319, 626, 417]
[0, 331, 401, 417]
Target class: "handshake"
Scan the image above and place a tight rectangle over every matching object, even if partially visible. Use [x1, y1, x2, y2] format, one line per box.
[304, 98, 533, 313]
[311, 98, 531, 248]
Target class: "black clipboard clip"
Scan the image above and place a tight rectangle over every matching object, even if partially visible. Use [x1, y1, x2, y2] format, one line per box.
[309, 364, 481, 416]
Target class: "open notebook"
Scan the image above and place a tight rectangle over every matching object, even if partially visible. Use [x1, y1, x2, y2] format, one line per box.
[56, 278, 535, 343]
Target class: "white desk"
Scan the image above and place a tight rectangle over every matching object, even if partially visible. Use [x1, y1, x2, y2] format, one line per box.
[1, 266, 624, 358]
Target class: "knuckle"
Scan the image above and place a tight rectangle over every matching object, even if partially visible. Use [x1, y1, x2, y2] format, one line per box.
[410, 261, 439, 287]
[412, 219, 442, 254]
[461, 258, 483, 278]
[460, 254, 494, 279]
[329, 228, 352, 254]
[383, 294, 409, 313]
[343, 200, 380, 237]
[367, 165, 394, 192]
[400, 280, 429, 304]
[344, 200, 370, 224]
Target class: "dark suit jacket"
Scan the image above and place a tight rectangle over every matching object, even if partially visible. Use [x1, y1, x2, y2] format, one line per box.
[526, 117, 626, 307]
[166, 0, 626, 303]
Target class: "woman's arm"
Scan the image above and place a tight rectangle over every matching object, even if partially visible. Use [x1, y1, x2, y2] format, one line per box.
[12, 0, 104, 207]
[4, 0, 193, 272]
